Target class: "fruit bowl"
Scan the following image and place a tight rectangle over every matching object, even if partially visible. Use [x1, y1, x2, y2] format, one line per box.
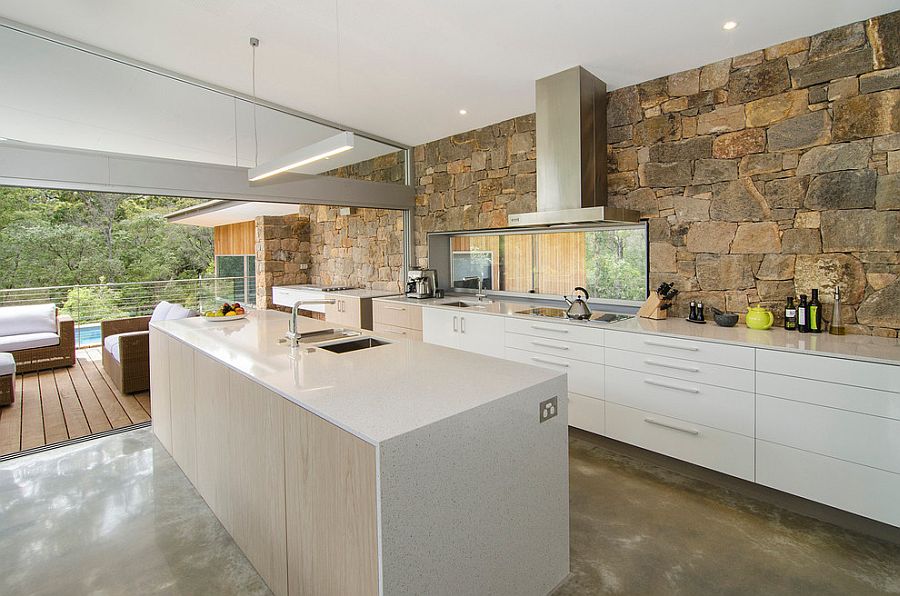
[203, 302, 247, 321]
[203, 312, 247, 322]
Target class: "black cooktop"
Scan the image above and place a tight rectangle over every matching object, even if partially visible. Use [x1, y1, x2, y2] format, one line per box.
[517, 307, 633, 324]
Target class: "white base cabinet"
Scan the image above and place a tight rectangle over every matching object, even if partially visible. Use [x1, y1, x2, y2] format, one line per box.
[422, 307, 506, 357]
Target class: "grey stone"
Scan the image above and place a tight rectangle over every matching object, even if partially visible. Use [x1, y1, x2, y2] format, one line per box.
[756, 254, 796, 280]
[608, 125, 633, 144]
[790, 48, 873, 88]
[638, 77, 669, 108]
[710, 180, 769, 221]
[649, 137, 713, 162]
[765, 177, 810, 209]
[874, 133, 900, 152]
[700, 58, 731, 91]
[808, 22, 866, 62]
[781, 228, 822, 254]
[739, 154, 783, 177]
[674, 197, 710, 222]
[767, 111, 832, 151]
[685, 221, 737, 253]
[608, 86, 642, 127]
[832, 90, 900, 142]
[859, 66, 900, 94]
[728, 58, 791, 104]
[640, 161, 692, 187]
[795, 141, 872, 175]
[623, 188, 658, 216]
[696, 254, 755, 290]
[805, 170, 877, 210]
[857, 279, 900, 328]
[757, 280, 797, 302]
[730, 222, 782, 254]
[876, 173, 900, 210]
[821, 210, 900, 252]
[635, 114, 681, 145]
[647, 217, 671, 242]
[650, 242, 677, 273]
[808, 83, 828, 103]
[668, 69, 701, 97]
[869, 10, 900, 70]
[693, 159, 738, 184]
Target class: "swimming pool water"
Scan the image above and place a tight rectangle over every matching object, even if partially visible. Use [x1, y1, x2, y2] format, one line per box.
[75, 324, 102, 348]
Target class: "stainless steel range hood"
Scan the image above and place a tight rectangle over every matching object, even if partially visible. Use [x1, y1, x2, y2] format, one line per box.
[508, 66, 641, 227]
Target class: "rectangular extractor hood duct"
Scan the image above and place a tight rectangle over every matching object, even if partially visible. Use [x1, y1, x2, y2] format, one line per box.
[508, 66, 640, 227]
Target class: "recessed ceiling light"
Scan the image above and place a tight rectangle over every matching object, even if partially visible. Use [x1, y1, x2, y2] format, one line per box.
[458, 109, 467, 115]
[722, 21, 738, 31]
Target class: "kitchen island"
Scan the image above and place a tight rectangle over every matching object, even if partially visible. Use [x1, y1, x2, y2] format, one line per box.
[149, 310, 569, 596]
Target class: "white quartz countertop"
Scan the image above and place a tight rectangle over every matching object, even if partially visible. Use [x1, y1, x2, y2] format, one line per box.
[276, 284, 401, 299]
[376, 294, 900, 366]
[151, 310, 562, 445]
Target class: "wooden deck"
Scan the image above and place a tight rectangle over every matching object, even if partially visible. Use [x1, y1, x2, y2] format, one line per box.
[0, 347, 151, 456]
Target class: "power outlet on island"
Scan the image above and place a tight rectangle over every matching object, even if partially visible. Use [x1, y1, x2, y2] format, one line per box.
[539, 396, 558, 423]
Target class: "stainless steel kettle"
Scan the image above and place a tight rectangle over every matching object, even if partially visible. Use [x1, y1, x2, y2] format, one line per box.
[564, 287, 592, 320]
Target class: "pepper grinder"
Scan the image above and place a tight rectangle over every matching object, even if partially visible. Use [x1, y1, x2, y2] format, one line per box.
[697, 301, 705, 322]
[689, 301, 698, 321]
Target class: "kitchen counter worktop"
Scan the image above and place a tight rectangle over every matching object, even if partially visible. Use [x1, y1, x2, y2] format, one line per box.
[377, 294, 900, 366]
[277, 284, 401, 299]
[151, 310, 562, 445]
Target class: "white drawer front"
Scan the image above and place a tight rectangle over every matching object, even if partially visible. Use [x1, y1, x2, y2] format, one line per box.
[506, 332, 604, 364]
[372, 322, 423, 342]
[504, 316, 604, 346]
[757, 440, 900, 528]
[606, 402, 754, 481]
[568, 393, 605, 435]
[605, 347, 754, 392]
[505, 347, 603, 399]
[605, 331, 754, 369]
[605, 366, 754, 436]
[272, 288, 296, 308]
[757, 395, 900, 474]
[756, 350, 900, 394]
[757, 372, 900, 420]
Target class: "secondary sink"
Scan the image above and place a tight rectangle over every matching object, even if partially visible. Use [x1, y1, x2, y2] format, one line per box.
[441, 300, 493, 308]
[318, 337, 390, 354]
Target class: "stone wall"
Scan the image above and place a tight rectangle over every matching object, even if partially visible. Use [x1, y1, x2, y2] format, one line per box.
[254, 214, 310, 309]
[411, 10, 900, 336]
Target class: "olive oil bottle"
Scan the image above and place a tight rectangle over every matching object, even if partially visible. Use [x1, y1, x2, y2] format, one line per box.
[784, 296, 797, 330]
[797, 294, 809, 333]
[829, 286, 846, 335]
[808, 289, 823, 333]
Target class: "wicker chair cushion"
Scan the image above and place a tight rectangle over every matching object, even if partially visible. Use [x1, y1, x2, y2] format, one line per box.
[0, 304, 57, 336]
[0, 352, 14, 376]
[104, 331, 148, 363]
[0, 332, 60, 351]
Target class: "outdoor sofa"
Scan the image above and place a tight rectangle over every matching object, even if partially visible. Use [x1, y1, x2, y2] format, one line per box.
[0, 303, 76, 373]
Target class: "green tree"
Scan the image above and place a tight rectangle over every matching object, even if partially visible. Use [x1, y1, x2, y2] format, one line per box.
[60, 285, 128, 325]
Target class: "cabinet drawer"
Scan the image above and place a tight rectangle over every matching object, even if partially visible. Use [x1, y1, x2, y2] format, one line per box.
[504, 316, 604, 346]
[373, 322, 422, 342]
[272, 287, 296, 308]
[605, 331, 754, 369]
[756, 350, 900, 394]
[757, 395, 900, 474]
[374, 300, 422, 330]
[605, 366, 754, 436]
[506, 332, 604, 364]
[606, 402, 754, 481]
[757, 372, 900, 420]
[757, 440, 900, 528]
[505, 347, 603, 399]
[569, 393, 605, 436]
[605, 347, 753, 392]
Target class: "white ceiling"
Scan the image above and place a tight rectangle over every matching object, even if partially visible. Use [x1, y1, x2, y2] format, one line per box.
[167, 200, 300, 227]
[1, 1, 897, 146]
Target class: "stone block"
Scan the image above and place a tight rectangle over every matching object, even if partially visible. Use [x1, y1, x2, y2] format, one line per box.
[808, 83, 828, 103]
[608, 171, 639, 193]
[808, 22, 866, 62]
[622, 188, 658, 216]
[608, 125, 633, 144]
[890, 151, 900, 173]
[827, 76, 859, 101]
[821, 210, 900, 252]
[608, 86, 642, 127]
[875, 173, 900, 210]
[661, 97, 689, 113]
[745, 90, 809, 127]
[730, 222, 782, 254]
[767, 110, 832, 151]
[757, 280, 797, 302]
[674, 197, 710, 222]
[649, 242, 677, 273]
[728, 58, 791, 104]
[668, 68, 701, 97]
[648, 136, 713, 162]
[700, 58, 731, 91]
[868, 273, 898, 291]
[795, 141, 872, 175]
[612, 147, 638, 172]
[712, 128, 766, 159]
[868, 10, 900, 70]
[765, 37, 811, 60]
[648, 217, 671, 242]
[711, 179, 770, 221]
[794, 211, 821, 228]
[757, 254, 796, 280]
[697, 104, 746, 135]
[795, 254, 867, 305]
[781, 228, 822, 254]
[639, 77, 669, 108]
[739, 153, 783, 177]
[805, 170, 877, 210]
[765, 176, 810, 209]
[635, 113, 681, 145]
[857, 278, 900, 328]
[733, 50, 764, 69]
[833, 90, 900, 141]
[696, 254, 755, 290]
[639, 161, 692, 187]
[685, 221, 737, 253]
[693, 159, 738, 184]
[874, 133, 900, 153]
[790, 48, 873, 88]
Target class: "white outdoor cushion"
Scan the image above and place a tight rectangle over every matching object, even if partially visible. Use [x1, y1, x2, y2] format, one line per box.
[104, 333, 121, 363]
[150, 301, 174, 322]
[165, 303, 192, 320]
[0, 304, 57, 337]
[0, 332, 60, 352]
[0, 353, 14, 376]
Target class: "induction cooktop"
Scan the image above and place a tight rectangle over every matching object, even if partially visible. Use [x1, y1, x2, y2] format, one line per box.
[517, 307, 633, 324]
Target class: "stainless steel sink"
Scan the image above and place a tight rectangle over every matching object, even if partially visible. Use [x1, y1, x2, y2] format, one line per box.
[318, 337, 390, 354]
[441, 300, 493, 308]
[278, 328, 360, 346]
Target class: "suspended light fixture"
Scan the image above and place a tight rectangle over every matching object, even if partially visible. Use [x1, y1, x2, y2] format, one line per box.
[245, 35, 354, 182]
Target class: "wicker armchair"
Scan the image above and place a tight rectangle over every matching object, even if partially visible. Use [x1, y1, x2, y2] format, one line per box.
[10, 313, 76, 373]
[101, 315, 152, 394]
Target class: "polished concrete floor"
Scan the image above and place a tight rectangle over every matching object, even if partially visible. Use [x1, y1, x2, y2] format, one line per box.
[1, 428, 898, 596]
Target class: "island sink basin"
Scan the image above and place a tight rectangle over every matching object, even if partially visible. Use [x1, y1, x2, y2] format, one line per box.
[318, 337, 390, 354]
[441, 300, 493, 308]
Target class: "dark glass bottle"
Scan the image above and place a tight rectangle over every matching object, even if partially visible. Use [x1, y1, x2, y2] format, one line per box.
[797, 294, 809, 333]
[809, 289, 823, 333]
[784, 296, 797, 330]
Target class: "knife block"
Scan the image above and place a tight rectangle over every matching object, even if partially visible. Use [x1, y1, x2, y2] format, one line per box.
[637, 293, 668, 320]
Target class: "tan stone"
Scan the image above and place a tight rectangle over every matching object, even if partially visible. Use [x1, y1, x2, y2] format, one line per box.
[733, 50, 764, 69]
[757, 254, 796, 280]
[674, 197, 710, 222]
[696, 254, 756, 290]
[712, 128, 766, 159]
[635, 113, 682, 145]
[661, 96, 689, 113]
[668, 68, 701, 97]
[889, 151, 900, 174]
[649, 242, 677, 273]
[683, 116, 698, 139]
[728, 58, 791, 104]
[794, 211, 821, 228]
[700, 58, 731, 91]
[781, 228, 822, 254]
[730, 222, 782, 254]
[685, 221, 737, 253]
[711, 179, 771, 221]
[745, 90, 809, 128]
[868, 273, 898, 291]
[739, 153, 783, 177]
[827, 76, 859, 101]
[608, 171, 638, 193]
[645, 106, 661, 118]
[764, 37, 810, 60]
[821, 210, 900, 252]
[876, 173, 900, 210]
[697, 105, 745, 135]
[857, 278, 900, 328]
[795, 254, 867, 304]
[832, 90, 900, 142]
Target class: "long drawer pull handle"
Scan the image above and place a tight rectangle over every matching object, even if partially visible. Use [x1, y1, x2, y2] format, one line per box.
[531, 325, 569, 333]
[644, 340, 699, 352]
[384, 306, 406, 311]
[531, 341, 570, 351]
[644, 417, 700, 436]
[453, 316, 458, 332]
[531, 357, 570, 368]
[644, 359, 699, 373]
[643, 379, 700, 394]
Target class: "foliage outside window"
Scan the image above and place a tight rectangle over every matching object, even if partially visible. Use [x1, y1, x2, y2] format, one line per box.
[450, 226, 647, 302]
[215, 255, 256, 305]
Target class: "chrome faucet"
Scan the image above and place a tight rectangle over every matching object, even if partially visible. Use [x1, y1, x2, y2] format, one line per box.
[287, 299, 336, 346]
[464, 275, 487, 301]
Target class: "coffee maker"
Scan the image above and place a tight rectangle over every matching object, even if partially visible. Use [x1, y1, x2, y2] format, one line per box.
[406, 268, 437, 299]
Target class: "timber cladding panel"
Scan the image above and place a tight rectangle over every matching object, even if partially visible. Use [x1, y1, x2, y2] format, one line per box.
[213, 221, 255, 255]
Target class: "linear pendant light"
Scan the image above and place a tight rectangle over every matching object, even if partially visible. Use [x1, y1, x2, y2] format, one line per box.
[248, 131, 355, 182]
